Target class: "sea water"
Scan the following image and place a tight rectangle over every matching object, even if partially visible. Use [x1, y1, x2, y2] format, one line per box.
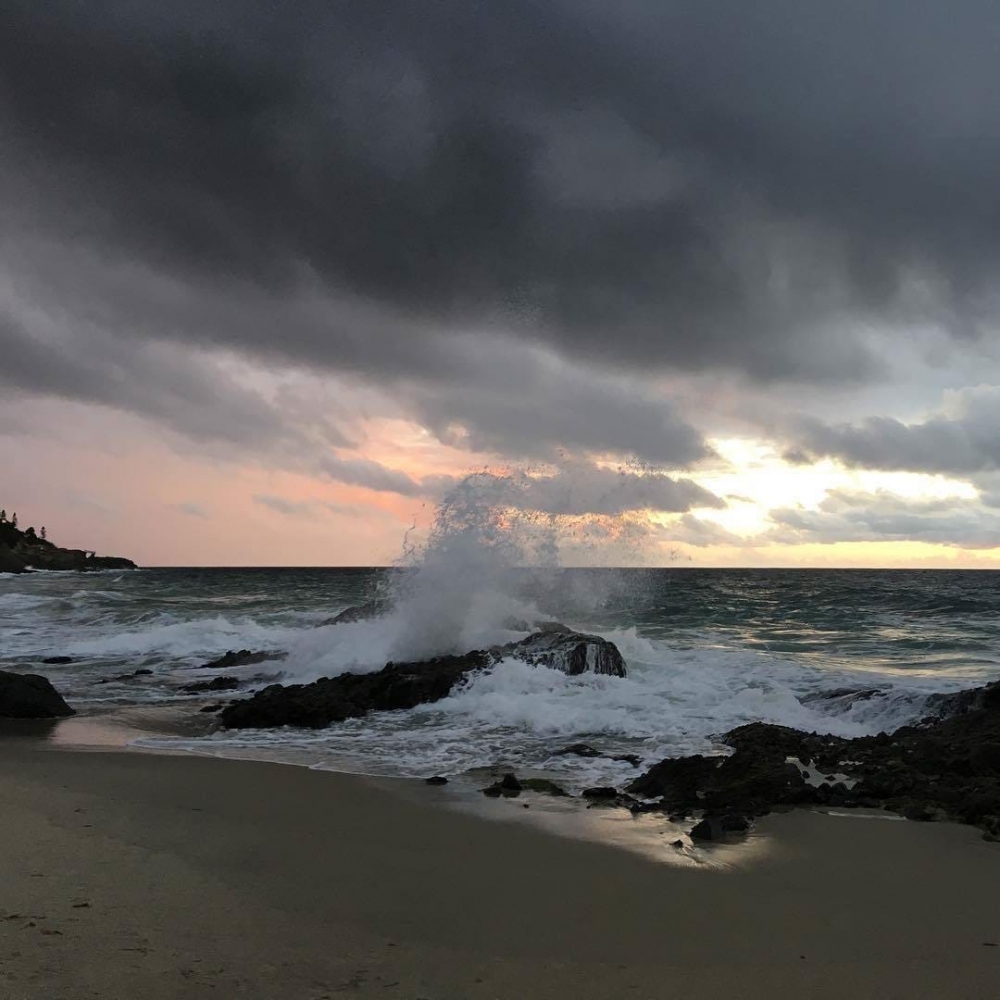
[3, 566, 1000, 790]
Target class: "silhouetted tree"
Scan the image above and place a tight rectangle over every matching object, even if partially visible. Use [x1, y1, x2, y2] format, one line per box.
[25, 526, 36, 540]
[0, 510, 6, 523]
[10, 513, 17, 529]
[40, 526, 47, 541]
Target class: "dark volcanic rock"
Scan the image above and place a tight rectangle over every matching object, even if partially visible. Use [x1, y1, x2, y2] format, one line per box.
[0, 671, 75, 719]
[198, 649, 286, 670]
[482, 774, 571, 798]
[626, 755, 723, 805]
[801, 687, 883, 711]
[924, 679, 1000, 719]
[182, 675, 240, 694]
[501, 627, 627, 677]
[41, 656, 74, 665]
[199, 703, 225, 714]
[556, 742, 603, 758]
[482, 774, 523, 798]
[520, 778, 570, 796]
[628, 678, 1000, 840]
[221, 651, 489, 729]
[220, 628, 627, 730]
[690, 813, 752, 842]
[555, 743, 641, 766]
[582, 786, 619, 800]
[425, 775, 449, 785]
[98, 668, 153, 685]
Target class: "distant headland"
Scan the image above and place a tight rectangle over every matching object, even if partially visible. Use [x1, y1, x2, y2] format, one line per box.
[0, 509, 137, 574]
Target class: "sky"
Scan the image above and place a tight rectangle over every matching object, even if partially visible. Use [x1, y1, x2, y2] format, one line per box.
[4, 1, 1000, 567]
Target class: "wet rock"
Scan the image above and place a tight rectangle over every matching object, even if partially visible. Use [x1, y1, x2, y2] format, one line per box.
[501, 627, 627, 677]
[182, 676, 240, 694]
[199, 703, 224, 714]
[925, 679, 1000, 719]
[628, 675, 1000, 837]
[626, 755, 723, 805]
[98, 668, 153, 685]
[556, 743, 602, 758]
[221, 628, 627, 730]
[221, 651, 490, 729]
[501, 773, 522, 792]
[481, 775, 523, 798]
[520, 778, 570, 797]
[613, 754, 642, 767]
[690, 813, 751, 842]
[424, 776, 449, 785]
[0, 671, 75, 719]
[582, 786, 619, 800]
[198, 650, 286, 670]
[41, 656, 73, 665]
[801, 687, 883, 711]
[555, 743, 639, 766]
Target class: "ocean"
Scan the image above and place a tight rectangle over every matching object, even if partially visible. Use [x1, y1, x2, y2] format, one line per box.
[3, 567, 1000, 789]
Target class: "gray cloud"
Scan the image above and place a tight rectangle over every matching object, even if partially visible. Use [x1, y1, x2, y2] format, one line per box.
[786, 388, 1000, 475]
[253, 494, 319, 518]
[768, 490, 1000, 549]
[501, 463, 721, 516]
[659, 514, 744, 548]
[318, 455, 448, 498]
[174, 502, 209, 518]
[5, 0, 1000, 397]
[0, 301, 349, 455]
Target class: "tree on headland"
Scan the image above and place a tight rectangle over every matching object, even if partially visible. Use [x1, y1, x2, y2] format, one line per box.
[25, 526, 36, 540]
[41, 527, 47, 541]
[0, 510, 6, 523]
[10, 513, 17, 529]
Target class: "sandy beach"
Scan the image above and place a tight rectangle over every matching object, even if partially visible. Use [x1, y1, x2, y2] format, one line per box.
[1, 732, 998, 1000]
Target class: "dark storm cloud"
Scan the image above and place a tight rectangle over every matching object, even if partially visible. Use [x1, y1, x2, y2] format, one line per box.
[5, 0, 1000, 394]
[786, 389, 1000, 475]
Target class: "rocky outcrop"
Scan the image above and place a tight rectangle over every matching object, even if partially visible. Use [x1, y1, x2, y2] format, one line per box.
[481, 774, 570, 798]
[625, 678, 1000, 840]
[0, 521, 136, 573]
[0, 671, 75, 718]
[182, 675, 241, 694]
[197, 650, 286, 670]
[221, 628, 629, 730]
[98, 668, 153, 684]
[500, 625, 627, 677]
[220, 652, 490, 729]
[555, 743, 641, 766]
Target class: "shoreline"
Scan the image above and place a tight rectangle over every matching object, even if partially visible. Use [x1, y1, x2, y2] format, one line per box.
[2, 735, 1000, 998]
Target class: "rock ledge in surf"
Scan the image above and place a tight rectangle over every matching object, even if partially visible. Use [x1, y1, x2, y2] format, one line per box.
[220, 627, 628, 730]
[220, 652, 490, 729]
[499, 625, 627, 678]
[625, 677, 1000, 841]
[197, 649, 286, 670]
[0, 671, 75, 719]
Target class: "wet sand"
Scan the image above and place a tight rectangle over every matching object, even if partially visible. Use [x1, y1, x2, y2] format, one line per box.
[2, 734, 1000, 999]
